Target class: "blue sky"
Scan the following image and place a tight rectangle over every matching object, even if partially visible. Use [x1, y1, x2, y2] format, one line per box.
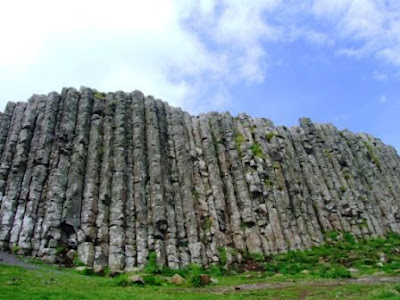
[0, 0, 399, 151]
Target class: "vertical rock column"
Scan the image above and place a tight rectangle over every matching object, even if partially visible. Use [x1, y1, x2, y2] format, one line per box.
[124, 93, 136, 270]
[145, 97, 167, 267]
[357, 134, 400, 233]
[9, 96, 46, 249]
[199, 114, 231, 263]
[273, 126, 309, 249]
[317, 124, 363, 236]
[344, 131, 387, 236]
[94, 94, 115, 270]
[366, 136, 400, 233]
[0, 103, 26, 221]
[170, 108, 201, 265]
[63, 89, 93, 228]
[375, 141, 400, 232]
[0, 97, 38, 249]
[219, 113, 248, 254]
[310, 123, 348, 232]
[41, 88, 79, 262]
[108, 92, 127, 271]
[206, 114, 231, 237]
[249, 120, 282, 253]
[63, 88, 93, 264]
[18, 92, 60, 253]
[165, 104, 187, 268]
[298, 118, 334, 233]
[79, 90, 103, 266]
[0, 102, 16, 224]
[288, 127, 324, 245]
[333, 127, 380, 237]
[154, 99, 173, 267]
[190, 116, 214, 265]
[260, 126, 290, 252]
[193, 115, 220, 264]
[233, 115, 265, 254]
[132, 91, 149, 268]
[31, 92, 66, 256]
[184, 113, 209, 266]
[0, 102, 16, 159]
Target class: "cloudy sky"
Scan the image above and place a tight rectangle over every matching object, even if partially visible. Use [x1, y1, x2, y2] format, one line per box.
[0, 0, 399, 151]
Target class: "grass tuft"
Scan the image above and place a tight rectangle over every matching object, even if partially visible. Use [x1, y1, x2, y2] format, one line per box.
[251, 143, 264, 159]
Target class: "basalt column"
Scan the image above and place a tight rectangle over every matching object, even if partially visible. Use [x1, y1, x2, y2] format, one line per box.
[0, 88, 399, 270]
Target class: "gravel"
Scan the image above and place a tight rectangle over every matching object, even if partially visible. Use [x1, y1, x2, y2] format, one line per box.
[0, 251, 40, 269]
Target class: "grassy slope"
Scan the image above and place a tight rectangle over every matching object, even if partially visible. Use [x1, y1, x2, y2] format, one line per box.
[1, 232, 400, 299]
[259, 231, 400, 278]
[0, 264, 400, 300]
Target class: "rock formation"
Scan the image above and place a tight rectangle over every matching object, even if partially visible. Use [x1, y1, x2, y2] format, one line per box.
[0, 87, 399, 271]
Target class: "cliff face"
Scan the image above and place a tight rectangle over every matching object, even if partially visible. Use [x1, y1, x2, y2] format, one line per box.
[0, 87, 399, 271]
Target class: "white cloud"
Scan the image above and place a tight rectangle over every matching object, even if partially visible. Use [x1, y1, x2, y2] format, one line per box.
[0, 0, 283, 113]
[379, 95, 387, 104]
[312, 0, 400, 66]
[1, 0, 399, 114]
[0, 0, 215, 111]
[181, 0, 283, 84]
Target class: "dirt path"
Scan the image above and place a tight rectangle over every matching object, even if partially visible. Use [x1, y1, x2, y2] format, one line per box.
[176, 275, 400, 294]
[0, 251, 42, 270]
[237, 276, 398, 291]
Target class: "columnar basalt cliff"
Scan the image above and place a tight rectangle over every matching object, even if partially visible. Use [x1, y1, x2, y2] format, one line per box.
[0, 87, 399, 271]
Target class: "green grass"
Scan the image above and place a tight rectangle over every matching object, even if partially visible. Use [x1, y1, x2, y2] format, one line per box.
[218, 247, 227, 266]
[0, 264, 399, 299]
[144, 251, 160, 274]
[266, 132, 276, 142]
[250, 143, 264, 159]
[259, 232, 400, 278]
[11, 245, 20, 254]
[1, 233, 400, 299]
[364, 141, 382, 170]
[234, 134, 245, 154]
[93, 92, 105, 100]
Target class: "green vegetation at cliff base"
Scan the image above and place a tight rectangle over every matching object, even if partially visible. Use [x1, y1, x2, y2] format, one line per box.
[0, 232, 400, 299]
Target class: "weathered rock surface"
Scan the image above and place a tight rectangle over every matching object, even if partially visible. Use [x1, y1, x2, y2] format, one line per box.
[169, 273, 186, 285]
[0, 87, 399, 270]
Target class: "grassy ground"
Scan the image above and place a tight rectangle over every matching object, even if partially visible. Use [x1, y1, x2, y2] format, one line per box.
[0, 264, 400, 300]
[258, 231, 400, 278]
[1, 232, 400, 299]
